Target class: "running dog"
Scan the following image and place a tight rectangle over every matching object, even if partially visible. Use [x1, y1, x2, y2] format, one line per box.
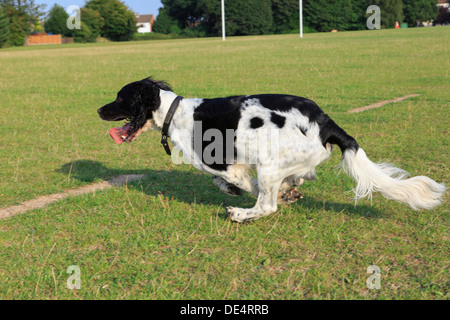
[97, 77, 446, 222]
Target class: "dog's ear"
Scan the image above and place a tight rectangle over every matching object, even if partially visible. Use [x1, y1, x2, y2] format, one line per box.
[130, 78, 173, 126]
[134, 79, 160, 109]
[142, 77, 173, 92]
[127, 81, 160, 130]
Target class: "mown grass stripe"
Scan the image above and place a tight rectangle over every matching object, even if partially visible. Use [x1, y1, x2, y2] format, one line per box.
[0, 174, 144, 219]
[348, 94, 421, 113]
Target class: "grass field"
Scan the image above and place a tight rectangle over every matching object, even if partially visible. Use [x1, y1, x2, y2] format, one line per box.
[0, 27, 448, 300]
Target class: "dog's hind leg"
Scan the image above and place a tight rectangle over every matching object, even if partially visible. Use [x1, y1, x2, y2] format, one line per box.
[278, 187, 303, 204]
[277, 173, 312, 204]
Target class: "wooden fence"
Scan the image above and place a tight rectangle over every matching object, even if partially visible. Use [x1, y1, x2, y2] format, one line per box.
[27, 34, 62, 45]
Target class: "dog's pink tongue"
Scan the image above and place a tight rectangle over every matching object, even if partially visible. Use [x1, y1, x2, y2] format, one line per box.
[108, 124, 130, 144]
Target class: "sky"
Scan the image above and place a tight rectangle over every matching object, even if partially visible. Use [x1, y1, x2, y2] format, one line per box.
[35, 0, 163, 17]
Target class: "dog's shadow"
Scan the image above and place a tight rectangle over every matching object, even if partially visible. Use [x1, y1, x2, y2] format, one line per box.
[57, 160, 380, 219]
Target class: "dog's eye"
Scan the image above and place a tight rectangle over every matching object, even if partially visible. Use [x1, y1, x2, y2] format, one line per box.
[116, 97, 123, 103]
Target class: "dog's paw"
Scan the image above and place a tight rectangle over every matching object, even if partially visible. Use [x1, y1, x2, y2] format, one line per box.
[226, 206, 248, 223]
[278, 187, 303, 204]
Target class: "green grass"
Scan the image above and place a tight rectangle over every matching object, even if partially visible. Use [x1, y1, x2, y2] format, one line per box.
[0, 27, 448, 300]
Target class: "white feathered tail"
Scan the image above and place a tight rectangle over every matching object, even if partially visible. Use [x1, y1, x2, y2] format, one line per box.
[340, 148, 446, 210]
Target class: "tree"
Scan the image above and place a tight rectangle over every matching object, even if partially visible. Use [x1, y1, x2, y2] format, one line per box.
[271, 0, 299, 33]
[194, 0, 220, 35]
[271, 0, 369, 33]
[85, 0, 137, 41]
[44, 4, 70, 36]
[33, 16, 42, 32]
[0, 0, 46, 45]
[0, 7, 10, 47]
[370, 0, 403, 28]
[403, 0, 439, 26]
[304, 0, 354, 32]
[349, 0, 370, 30]
[160, 0, 198, 29]
[153, 7, 180, 34]
[0, 0, 46, 21]
[73, 8, 103, 42]
[225, 0, 272, 35]
[6, 7, 28, 45]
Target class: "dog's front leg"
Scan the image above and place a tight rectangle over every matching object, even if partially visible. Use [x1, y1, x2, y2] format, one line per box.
[213, 176, 242, 196]
[214, 164, 259, 197]
[227, 175, 282, 222]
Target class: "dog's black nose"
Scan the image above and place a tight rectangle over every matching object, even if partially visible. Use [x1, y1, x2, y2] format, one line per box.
[97, 108, 102, 114]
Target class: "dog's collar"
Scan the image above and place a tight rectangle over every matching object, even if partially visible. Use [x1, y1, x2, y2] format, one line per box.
[161, 95, 183, 156]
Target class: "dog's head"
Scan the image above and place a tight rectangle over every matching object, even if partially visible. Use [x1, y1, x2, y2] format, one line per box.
[97, 77, 172, 144]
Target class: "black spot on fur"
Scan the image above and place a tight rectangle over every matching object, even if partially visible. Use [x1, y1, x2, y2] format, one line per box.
[250, 117, 264, 129]
[270, 112, 285, 128]
[193, 97, 242, 171]
[245, 94, 324, 123]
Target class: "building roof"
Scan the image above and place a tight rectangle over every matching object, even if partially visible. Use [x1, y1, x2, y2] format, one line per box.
[137, 14, 155, 24]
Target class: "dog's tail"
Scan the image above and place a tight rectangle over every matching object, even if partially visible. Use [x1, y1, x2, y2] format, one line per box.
[320, 117, 446, 210]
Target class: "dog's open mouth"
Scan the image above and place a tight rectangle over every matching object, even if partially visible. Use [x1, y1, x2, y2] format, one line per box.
[109, 123, 138, 144]
[108, 120, 153, 144]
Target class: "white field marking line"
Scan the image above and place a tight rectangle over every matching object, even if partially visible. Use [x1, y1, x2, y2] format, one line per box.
[348, 94, 420, 113]
[0, 174, 145, 219]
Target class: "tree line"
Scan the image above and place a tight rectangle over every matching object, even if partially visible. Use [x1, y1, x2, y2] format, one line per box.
[0, 0, 137, 47]
[1, 0, 449, 48]
[154, 0, 448, 36]
[44, 0, 137, 43]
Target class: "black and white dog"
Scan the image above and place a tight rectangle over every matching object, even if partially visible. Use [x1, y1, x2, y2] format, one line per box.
[97, 77, 446, 222]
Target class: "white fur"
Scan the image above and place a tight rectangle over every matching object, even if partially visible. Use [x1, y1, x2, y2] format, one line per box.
[152, 90, 445, 222]
[341, 148, 447, 210]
